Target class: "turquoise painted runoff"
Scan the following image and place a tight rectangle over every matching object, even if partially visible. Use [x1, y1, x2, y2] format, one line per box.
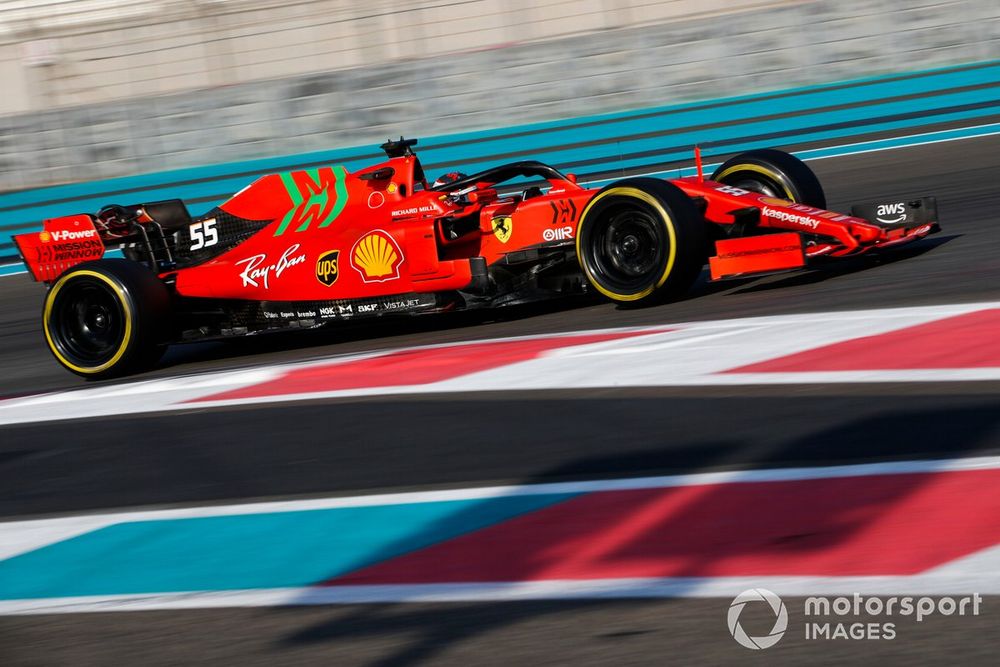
[1, 60, 999, 255]
[0, 492, 575, 599]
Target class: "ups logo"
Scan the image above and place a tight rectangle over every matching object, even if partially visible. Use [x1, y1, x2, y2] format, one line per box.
[316, 249, 340, 286]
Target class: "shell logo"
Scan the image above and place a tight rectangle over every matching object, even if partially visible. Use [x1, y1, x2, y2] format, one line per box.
[39, 231, 51, 243]
[351, 229, 404, 282]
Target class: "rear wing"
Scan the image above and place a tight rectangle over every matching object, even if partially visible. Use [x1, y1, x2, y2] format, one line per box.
[13, 214, 105, 282]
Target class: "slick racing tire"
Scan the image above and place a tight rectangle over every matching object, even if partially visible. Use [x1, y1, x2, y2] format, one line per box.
[577, 178, 706, 306]
[43, 259, 170, 379]
[711, 148, 826, 209]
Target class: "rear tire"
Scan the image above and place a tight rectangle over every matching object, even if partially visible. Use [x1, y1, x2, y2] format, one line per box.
[711, 148, 826, 208]
[576, 178, 705, 306]
[43, 259, 170, 379]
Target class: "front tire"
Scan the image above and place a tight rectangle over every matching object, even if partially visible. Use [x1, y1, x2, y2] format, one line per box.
[43, 259, 170, 379]
[711, 148, 826, 208]
[576, 178, 705, 306]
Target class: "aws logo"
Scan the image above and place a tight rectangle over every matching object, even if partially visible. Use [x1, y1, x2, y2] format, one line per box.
[315, 250, 340, 286]
[351, 230, 404, 282]
[876, 202, 907, 224]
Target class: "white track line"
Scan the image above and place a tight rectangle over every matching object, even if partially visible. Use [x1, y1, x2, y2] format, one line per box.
[1, 301, 996, 425]
[3, 455, 1000, 613]
[0, 574, 996, 615]
[3, 453, 1000, 560]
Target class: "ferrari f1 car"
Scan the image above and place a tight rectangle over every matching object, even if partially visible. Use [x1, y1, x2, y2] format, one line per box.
[14, 138, 940, 378]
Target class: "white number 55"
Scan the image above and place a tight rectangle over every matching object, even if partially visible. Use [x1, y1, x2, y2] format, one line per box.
[189, 218, 218, 250]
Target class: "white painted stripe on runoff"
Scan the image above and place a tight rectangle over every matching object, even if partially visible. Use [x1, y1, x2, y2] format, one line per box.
[581, 121, 1000, 186]
[0, 570, 996, 615]
[0, 326, 674, 424]
[3, 454, 1000, 562]
[798, 121, 1000, 161]
[1, 301, 995, 425]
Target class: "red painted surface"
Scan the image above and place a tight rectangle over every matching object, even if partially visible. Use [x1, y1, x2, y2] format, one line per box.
[192, 330, 656, 401]
[725, 309, 1000, 373]
[329, 468, 1000, 584]
[709, 232, 805, 281]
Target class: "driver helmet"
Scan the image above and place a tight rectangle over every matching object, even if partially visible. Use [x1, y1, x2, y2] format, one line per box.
[433, 171, 467, 189]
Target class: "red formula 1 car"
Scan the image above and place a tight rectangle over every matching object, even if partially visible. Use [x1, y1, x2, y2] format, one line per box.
[14, 138, 939, 378]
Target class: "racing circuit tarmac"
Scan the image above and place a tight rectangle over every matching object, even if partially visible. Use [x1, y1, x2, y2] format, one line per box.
[1, 136, 999, 664]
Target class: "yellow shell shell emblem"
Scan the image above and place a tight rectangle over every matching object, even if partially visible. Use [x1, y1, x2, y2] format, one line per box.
[492, 216, 512, 244]
[39, 231, 51, 243]
[351, 229, 404, 282]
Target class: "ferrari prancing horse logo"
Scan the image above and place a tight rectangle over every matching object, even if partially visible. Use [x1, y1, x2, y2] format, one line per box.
[492, 216, 513, 244]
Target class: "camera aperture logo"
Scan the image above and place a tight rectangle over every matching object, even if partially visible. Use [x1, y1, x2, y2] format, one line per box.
[728, 588, 788, 650]
[728, 590, 984, 649]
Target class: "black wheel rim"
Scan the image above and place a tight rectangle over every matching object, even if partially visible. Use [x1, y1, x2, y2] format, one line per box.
[49, 277, 126, 367]
[727, 173, 787, 200]
[586, 199, 668, 294]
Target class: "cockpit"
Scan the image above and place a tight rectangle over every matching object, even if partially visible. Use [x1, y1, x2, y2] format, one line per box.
[377, 136, 580, 203]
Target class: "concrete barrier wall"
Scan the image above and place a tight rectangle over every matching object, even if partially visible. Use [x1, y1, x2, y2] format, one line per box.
[0, 0, 998, 194]
[0, 0, 803, 116]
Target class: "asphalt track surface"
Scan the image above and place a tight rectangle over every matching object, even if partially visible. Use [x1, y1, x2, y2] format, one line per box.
[1, 136, 1000, 664]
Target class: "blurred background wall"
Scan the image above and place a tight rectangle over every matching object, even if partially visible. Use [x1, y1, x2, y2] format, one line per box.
[0, 0, 997, 192]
